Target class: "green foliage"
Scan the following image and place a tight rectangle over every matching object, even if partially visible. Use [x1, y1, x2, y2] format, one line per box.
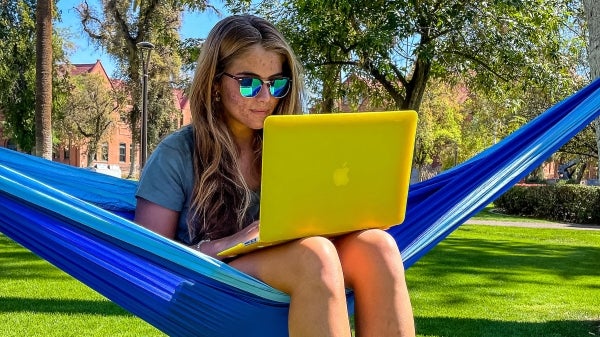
[0, 0, 69, 153]
[147, 83, 181, 152]
[231, 0, 588, 177]
[179, 37, 204, 84]
[415, 79, 465, 168]
[76, 0, 203, 168]
[238, 0, 586, 114]
[558, 123, 598, 160]
[0, 0, 37, 152]
[494, 184, 600, 224]
[54, 72, 126, 165]
[459, 73, 587, 172]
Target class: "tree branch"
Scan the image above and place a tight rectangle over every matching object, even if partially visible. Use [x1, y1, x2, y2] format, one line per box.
[445, 49, 510, 82]
[77, 0, 105, 40]
[363, 59, 405, 108]
[105, 0, 135, 42]
[388, 62, 410, 89]
[138, 0, 162, 41]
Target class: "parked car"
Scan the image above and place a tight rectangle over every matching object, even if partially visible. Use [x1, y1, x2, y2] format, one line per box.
[88, 163, 122, 178]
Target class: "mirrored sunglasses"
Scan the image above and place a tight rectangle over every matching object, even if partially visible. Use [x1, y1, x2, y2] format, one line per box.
[222, 72, 291, 98]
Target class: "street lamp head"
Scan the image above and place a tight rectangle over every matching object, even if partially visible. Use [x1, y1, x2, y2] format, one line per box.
[136, 41, 155, 50]
[137, 41, 155, 72]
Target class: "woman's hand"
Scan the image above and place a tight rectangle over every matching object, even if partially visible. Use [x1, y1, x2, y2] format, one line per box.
[230, 220, 260, 245]
[197, 221, 260, 259]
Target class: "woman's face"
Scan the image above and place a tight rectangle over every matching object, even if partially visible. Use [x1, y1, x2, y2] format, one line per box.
[218, 44, 285, 138]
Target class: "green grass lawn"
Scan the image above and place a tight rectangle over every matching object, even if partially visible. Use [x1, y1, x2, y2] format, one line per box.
[2, 223, 599, 336]
[0, 234, 165, 337]
[407, 224, 600, 337]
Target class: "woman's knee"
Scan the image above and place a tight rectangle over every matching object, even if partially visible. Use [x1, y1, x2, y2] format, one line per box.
[349, 229, 401, 258]
[270, 236, 345, 297]
[293, 236, 344, 279]
[337, 230, 405, 284]
[237, 236, 345, 295]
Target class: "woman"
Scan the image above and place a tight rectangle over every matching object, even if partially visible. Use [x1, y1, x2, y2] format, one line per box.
[135, 14, 415, 337]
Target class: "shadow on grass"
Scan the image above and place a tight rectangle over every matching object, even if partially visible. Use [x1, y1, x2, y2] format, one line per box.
[0, 296, 131, 316]
[414, 227, 600, 281]
[408, 227, 600, 336]
[0, 236, 73, 281]
[415, 316, 599, 337]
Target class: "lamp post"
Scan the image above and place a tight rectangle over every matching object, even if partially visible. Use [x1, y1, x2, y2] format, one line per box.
[137, 41, 155, 170]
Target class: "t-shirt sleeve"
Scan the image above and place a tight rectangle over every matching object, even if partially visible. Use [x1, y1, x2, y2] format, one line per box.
[136, 140, 190, 212]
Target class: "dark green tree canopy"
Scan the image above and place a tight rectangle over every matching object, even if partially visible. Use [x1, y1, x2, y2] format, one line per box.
[243, 0, 585, 111]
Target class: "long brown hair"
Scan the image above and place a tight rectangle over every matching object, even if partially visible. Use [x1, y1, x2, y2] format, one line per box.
[187, 15, 303, 241]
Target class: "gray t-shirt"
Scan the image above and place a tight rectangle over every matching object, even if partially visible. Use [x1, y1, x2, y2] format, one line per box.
[136, 125, 260, 245]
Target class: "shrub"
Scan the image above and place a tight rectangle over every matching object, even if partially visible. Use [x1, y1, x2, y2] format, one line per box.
[494, 184, 600, 224]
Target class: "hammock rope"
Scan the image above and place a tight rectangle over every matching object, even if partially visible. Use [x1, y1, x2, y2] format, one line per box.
[1, 78, 600, 336]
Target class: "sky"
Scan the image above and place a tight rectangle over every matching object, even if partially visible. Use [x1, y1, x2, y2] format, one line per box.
[55, 0, 230, 77]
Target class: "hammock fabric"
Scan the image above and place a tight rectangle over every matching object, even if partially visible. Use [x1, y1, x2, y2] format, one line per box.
[1, 78, 600, 336]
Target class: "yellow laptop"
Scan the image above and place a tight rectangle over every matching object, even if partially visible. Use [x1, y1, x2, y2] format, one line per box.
[217, 110, 417, 257]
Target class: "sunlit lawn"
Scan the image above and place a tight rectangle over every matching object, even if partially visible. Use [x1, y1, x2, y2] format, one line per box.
[1, 222, 599, 336]
[407, 224, 600, 337]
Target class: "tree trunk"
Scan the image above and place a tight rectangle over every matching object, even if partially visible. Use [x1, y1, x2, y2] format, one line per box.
[584, 0, 600, 180]
[320, 64, 340, 113]
[87, 141, 98, 167]
[404, 57, 432, 111]
[35, 0, 53, 159]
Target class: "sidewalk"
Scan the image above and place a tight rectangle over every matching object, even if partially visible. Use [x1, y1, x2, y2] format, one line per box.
[465, 219, 600, 231]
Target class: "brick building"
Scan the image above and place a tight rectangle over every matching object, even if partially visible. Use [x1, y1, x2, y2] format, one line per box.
[0, 60, 191, 178]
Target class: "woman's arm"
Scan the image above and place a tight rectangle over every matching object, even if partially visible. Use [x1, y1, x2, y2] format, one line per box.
[134, 197, 259, 260]
[134, 197, 179, 239]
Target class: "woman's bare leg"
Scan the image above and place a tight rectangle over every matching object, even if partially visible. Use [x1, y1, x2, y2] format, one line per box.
[335, 229, 415, 337]
[229, 236, 352, 337]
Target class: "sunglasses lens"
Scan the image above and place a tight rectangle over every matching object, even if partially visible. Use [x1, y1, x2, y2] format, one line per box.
[239, 77, 263, 97]
[231, 74, 291, 98]
[270, 78, 290, 98]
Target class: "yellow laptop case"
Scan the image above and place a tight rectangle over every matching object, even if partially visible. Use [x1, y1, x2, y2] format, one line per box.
[218, 110, 417, 257]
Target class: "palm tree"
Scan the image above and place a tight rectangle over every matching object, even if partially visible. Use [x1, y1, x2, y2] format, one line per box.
[583, 1, 600, 179]
[35, 0, 53, 159]
[585, 1, 600, 80]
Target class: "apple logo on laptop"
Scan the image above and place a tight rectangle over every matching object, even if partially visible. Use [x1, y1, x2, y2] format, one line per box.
[333, 162, 350, 186]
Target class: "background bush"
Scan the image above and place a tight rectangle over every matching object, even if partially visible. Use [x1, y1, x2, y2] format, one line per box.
[494, 184, 600, 224]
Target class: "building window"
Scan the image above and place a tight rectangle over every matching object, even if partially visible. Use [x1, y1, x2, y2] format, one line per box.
[101, 142, 109, 161]
[119, 143, 126, 162]
[64, 146, 70, 160]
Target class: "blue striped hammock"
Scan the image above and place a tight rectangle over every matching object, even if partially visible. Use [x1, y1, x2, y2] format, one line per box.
[1, 78, 600, 336]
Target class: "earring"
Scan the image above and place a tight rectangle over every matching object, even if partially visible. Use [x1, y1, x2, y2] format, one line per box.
[215, 93, 221, 102]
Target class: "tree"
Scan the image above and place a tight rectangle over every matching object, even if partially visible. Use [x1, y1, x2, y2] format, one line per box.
[583, 0, 600, 179]
[54, 72, 124, 165]
[0, 0, 67, 154]
[586, 0, 600, 78]
[76, 0, 210, 177]
[235, 1, 586, 178]
[243, 0, 584, 113]
[35, 0, 53, 159]
[0, 0, 37, 153]
[414, 79, 465, 172]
